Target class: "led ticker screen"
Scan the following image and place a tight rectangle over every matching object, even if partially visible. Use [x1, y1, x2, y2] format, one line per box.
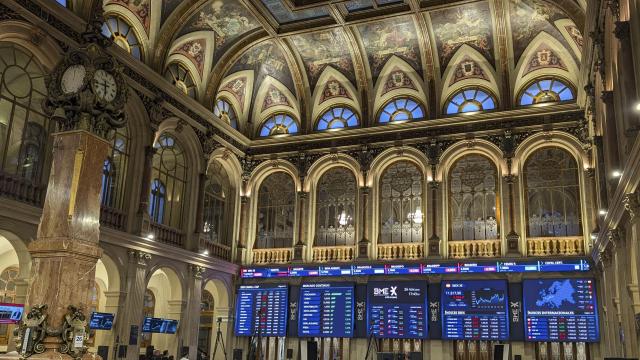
[0, 303, 23, 324]
[89, 312, 115, 330]
[234, 284, 288, 337]
[298, 283, 354, 337]
[142, 317, 178, 334]
[441, 280, 509, 340]
[367, 281, 428, 339]
[240, 259, 591, 278]
[523, 278, 599, 342]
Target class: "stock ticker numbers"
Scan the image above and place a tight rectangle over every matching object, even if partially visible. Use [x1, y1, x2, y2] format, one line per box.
[234, 284, 288, 337]
[367, 281, 428, 339]
[298, 283, 355, 337]
[441, 280, 509, 341]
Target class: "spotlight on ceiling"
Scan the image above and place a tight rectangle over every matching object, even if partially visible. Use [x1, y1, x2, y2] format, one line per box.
[598, 209, 607, 216]
[612, 170, 622, 178]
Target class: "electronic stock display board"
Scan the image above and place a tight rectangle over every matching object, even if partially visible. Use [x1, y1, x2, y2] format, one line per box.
[298, 283, 354, 337]
[234, 284, 288, 337]
[441, 280, 509, 340]
[142, 317, 178, 334]
[0, 303, 23, 324]
[367, 281, 428, 339]
[523, 278, 599, 342]
[89, 312, 115, 330]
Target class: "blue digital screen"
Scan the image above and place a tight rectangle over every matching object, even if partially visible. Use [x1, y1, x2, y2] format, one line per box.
[142, 317, 178, 334]
[89, 312, 114, 330]
[234, 284, 288, 337]
[367, 281, 428, 339]
[0, 303, 23, 324]
[298, 283, 354, 337]
[523, 278, 599, 342]
[441, 280, 509, 340]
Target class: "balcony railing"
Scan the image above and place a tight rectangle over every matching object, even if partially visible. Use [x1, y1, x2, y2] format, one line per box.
[100, 206, 127, 231]
[448, 239, 501, 258]
[377, 242, 423, 260]
[527, 236, 584, 256]
[150, 222, 185, 247]
[312, 245, 355, 263]
[199, 234, 231, 261]
[0, 171, 44, 206]
[252, 248, 292, 264]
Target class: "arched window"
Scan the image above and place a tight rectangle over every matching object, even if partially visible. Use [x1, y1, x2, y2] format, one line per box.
[140, 289, 156, 348]
[255, 172, 295, 248]
[214, 99, 238, 129]
[524, 147, 581, 237]
[445, 88, 497, 115]
[101, 16, 142, 60]
[0, 266, 18, 346]
[56, 0, 67, 6]
[149, 134, 186, 228]
[379, 162, 423, 243]
[378, 98, 425, 123]
[259, 114, 299, 137]
[316, 106, 359, 131]
[0, 44, 50, 185]
[164, 63, 196, 98]
[449, 155, 499, 241]
[315, 168, 357, 247]
[100, 126, 130, 209]
[203, 169, 229, 246]
[518, 78, 574, 106]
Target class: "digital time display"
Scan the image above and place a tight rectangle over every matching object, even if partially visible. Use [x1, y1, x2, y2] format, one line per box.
[367, 281, 428, 339]
[441, 280, 509, 340]
[523, 278, 599, 342]
[234, 284, 288, 337]
[298, 283, 354, 338]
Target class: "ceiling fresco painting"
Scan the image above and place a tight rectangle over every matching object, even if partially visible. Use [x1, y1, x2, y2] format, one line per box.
[564, 24, 584, 51]
[106, 0, 150, 34]
[509, 0, 578, 63]
[262, 85, 292, 111]
[290, 28, 356, 89]
[319, 78, 353, 104]
[449, 57, 490, 86]
[357, 16, 422, 83]
[220, 77, 248, 109]
[160, 0, 181, 25]
[429, 1, 495, 71]
[171, 39, 206, 77]
[381, 68, 417, 95]
[177, 0, 260, 61]
[522, 45, 567, 76]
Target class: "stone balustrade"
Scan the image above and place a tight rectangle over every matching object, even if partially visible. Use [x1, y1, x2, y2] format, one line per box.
[100, 206, 127, 231]
[150, 222, 185, 247]
[199, 234, 231, 261]
[527, 236, 584, 256]
[312, 245, 355, 262]
[0, 171, 44, 206]
[252, 248, 292, 264]
[448, 239, 501, 258]
[377, 242, 424, 260]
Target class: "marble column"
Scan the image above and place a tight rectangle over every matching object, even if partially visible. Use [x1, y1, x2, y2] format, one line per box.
[236, 195, 250, 264]
[294, 191, 307, 261]
[427, 181, 440, 258]
[614, 21, 639, 154]
[166, 300, 185, 357]
[193, 173, 208, 252]
[503, 175, 520, 256]
[118, 250, 151, 360]
[357, 186, 370, 259]
[102, 291, 125, 359]
[23, 130, 110, 360]
[134, 146, 156, 237]
[180, 265, 204, 360]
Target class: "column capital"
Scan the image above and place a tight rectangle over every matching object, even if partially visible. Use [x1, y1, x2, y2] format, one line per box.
[360, 186, 370, 195]
[428, 181, 441, 190]
[623, 192, 640, 220]
[584, 167, 595, 178]
[128, 250, 151, 266]
[297, 191, 308, 199]
[608, 227, 624, 246]
[188, 264, 205, 279]
[503, 174, 517, 184]
[240, 195, 249, 204]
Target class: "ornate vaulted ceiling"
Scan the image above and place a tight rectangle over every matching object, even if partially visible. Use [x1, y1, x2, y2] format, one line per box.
[88, 0, 586, 140]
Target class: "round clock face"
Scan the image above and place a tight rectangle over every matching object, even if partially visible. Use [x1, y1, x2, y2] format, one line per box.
[92, 69, 117, 103]
[61, 65, 86, 94]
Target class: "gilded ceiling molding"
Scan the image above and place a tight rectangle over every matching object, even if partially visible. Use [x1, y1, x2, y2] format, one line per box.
[342, 26, 370, 127]
[492, 0, 512, 110]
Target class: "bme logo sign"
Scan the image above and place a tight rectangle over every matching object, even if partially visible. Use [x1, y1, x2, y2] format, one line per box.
[374, 286, 398, 299]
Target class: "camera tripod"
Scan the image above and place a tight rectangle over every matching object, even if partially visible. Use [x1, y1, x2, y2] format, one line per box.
[212, 317, 227, 360]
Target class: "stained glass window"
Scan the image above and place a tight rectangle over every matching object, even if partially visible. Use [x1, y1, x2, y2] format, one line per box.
[445, 88, 496, 115]
[255, 172, 295, 248]
[519, 78, 574, 106]
[149, 134, 186, 228]
[378, 98, 425, 123]
[316, 106, 359, 131]
[259, 114, 298, 137]
[379, 162, 423, 243]
[164, 63, 196, 98]
[214, 99, 238, 129]
[449, 155, 499, 241]
[524, 147, 581, 237]
[0, 44, 50, 185]
[315, 168, 357, 246]
[101, 16, 142, 60]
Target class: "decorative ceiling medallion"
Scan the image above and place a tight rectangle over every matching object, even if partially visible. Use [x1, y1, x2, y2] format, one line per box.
[262, 85, 291, 111]
[450, 58, 488, 85]
[171, 39, 206, 76]
[319, 78, 352, 103]
[221, 77, 247, 109]
[106, 0, 151, 34]
[523, 46, 567, 75]
[382, 69, 416, 95]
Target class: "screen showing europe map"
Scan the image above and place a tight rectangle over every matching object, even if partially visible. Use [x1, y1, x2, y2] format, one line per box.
[523, 278, 599, 342]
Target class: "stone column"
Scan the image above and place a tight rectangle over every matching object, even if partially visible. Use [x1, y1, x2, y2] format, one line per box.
[193, 173, 208, 252]
[600, 91, 621, 191]
[236, 195, 250, 264]
[294, 191, 307, 261]
[166, 300, 185, 357]
[615, 21, 639, 154]
[427, 181, 440, 257]
[357, 186, 370, 259]
[503, 175, 520, 256]
[180, 265, 204, 360]
[134, 146, 156, 236]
